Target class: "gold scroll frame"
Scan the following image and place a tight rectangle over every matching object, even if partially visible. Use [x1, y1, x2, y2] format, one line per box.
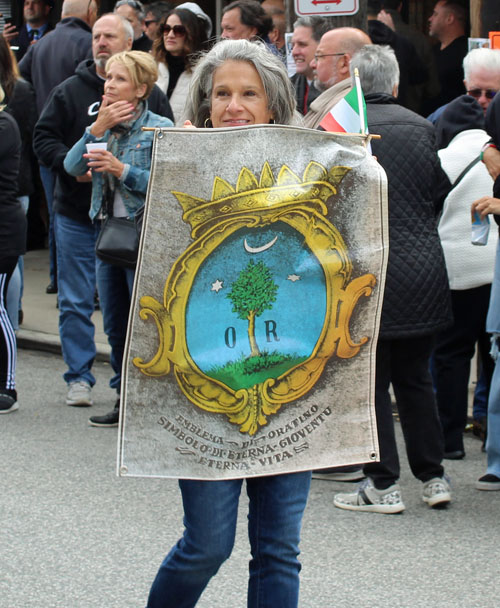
[133, 171, 376, 435]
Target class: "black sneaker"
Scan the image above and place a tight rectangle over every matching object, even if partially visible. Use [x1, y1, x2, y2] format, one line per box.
[89, 401, 120, 427]
[0, 390, 18, 414]
[46, 281, 57, 294]
[476, 474, 500, 491]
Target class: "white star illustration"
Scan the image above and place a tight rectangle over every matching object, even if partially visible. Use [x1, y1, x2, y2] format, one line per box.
[287, 274, 300, 282]
[211, 279, 224, 293]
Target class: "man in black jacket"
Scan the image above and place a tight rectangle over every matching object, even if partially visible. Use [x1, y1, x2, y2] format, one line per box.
[19, 0, 97, 116]
[33, 13, 173, 414]
[20, 0, 98, 295]
[333, 44, 453, 514]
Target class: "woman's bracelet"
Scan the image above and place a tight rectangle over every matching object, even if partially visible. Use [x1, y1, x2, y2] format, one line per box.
[480, 141, 497, 162]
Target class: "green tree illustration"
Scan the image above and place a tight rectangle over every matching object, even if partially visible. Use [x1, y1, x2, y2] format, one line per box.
[226, 259, 279, 358]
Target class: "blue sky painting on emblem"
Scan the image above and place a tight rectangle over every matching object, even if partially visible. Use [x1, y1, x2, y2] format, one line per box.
[185, 221, 327, 378]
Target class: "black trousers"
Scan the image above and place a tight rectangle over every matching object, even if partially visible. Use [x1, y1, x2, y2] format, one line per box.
[364, 335, 445, 489]
[0, 256, 18, 391]
[433, 285, 494, 452]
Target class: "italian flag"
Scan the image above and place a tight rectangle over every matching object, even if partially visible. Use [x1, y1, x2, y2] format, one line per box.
[320, 71, 368, 135]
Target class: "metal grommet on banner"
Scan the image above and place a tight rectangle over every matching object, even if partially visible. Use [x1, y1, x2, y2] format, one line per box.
[157, 130, 164, 139]
[369, 452, 378, 461]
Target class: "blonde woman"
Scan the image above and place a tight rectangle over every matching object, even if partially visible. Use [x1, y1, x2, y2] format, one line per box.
[64, 51, 172, 426]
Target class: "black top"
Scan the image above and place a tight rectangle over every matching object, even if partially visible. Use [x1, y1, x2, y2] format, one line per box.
[0, 111, 26, 258]
[368, 19, 427, 109]
[424, 35, 468, 114]
[485, 94, 500, 206]
[291, 73, 320, 115]
[19, 17, 93, 115]
[166, 54, 185, 98]
[10, 22, 53, 62]
[4, 78, 37, 196]
[435, 94, 485, 149]
[132, 33, 153, 53]
[366, 93, 452, 338]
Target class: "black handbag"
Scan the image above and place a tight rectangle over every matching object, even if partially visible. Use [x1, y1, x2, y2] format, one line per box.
[95, 215, 139, 269]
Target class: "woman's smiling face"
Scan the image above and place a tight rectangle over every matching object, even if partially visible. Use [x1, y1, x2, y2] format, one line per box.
[210, 60, 274, 128]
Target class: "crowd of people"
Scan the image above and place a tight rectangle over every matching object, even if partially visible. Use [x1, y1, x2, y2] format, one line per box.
[1, 0, 500, 605]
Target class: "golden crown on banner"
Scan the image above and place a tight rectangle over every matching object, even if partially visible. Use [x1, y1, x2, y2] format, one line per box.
[171, 161, 351, 237]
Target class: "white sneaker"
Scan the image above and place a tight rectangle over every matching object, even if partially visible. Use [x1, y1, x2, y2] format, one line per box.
[66, 381, 92, 407]
[422, 477, 451, 508]
[333, 478, 405, 514]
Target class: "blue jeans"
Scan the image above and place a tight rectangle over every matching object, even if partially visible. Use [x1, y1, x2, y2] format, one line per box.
[486, 337, 500, 477]
[485, 241, 500, 476]
[473, 366, 489, 420]
[55, 213, 99, 386]
[147, 472, 312, 608]
[96, 254, 135, 392]
[40, 165, 57, 286]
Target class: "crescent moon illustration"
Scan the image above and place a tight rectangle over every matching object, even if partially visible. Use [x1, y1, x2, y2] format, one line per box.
[244, 235, 278, 254]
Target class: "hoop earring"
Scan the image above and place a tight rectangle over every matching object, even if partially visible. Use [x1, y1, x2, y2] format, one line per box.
[204, 117, 213, 128]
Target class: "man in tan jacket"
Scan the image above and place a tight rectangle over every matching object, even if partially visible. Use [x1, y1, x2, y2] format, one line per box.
[304, 27, 371, 129]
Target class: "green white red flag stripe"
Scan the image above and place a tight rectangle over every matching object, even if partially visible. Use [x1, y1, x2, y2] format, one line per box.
[320, 69, 368, 135]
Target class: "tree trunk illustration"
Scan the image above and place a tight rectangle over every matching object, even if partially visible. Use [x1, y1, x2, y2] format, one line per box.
[247, 310, 261, 357]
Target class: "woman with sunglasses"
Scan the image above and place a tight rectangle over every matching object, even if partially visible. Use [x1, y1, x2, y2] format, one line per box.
[152, 7, 209, 125]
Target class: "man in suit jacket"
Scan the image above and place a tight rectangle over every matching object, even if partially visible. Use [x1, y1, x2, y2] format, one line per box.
[1, 0, 53, 61]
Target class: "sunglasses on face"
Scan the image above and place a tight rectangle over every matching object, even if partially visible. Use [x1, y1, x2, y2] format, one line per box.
[467, 88, 497, 100]
[160, 23, 187, 36]
[144, 19, 157, 27]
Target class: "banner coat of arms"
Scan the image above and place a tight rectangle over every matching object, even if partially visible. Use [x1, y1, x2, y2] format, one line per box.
[118, 126, 388, 480]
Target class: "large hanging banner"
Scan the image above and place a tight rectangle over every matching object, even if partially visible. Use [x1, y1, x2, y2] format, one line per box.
[118, 126, 388, 480]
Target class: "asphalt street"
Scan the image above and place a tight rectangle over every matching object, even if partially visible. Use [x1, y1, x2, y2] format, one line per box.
[1, 348, 499, 608]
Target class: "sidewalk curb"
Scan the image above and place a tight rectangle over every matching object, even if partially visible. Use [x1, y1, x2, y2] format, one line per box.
[17, 329, 111, 362]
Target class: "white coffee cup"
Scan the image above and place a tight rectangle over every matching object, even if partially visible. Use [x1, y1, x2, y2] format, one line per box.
[86, 142, 107, 153]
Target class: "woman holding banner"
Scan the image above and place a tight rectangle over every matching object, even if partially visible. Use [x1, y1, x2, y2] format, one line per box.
[146, 39, 310, 608]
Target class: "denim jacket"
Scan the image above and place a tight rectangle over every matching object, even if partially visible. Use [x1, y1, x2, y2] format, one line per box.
[64, 105, 172, 220]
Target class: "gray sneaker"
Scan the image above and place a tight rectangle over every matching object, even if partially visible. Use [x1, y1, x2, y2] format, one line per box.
[422, 476, 451, 508]
[66, 381, 92, 407]
[333, 478, 405, 514]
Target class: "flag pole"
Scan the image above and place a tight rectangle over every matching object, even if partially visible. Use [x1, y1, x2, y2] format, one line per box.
[353, 68, 366, 136]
